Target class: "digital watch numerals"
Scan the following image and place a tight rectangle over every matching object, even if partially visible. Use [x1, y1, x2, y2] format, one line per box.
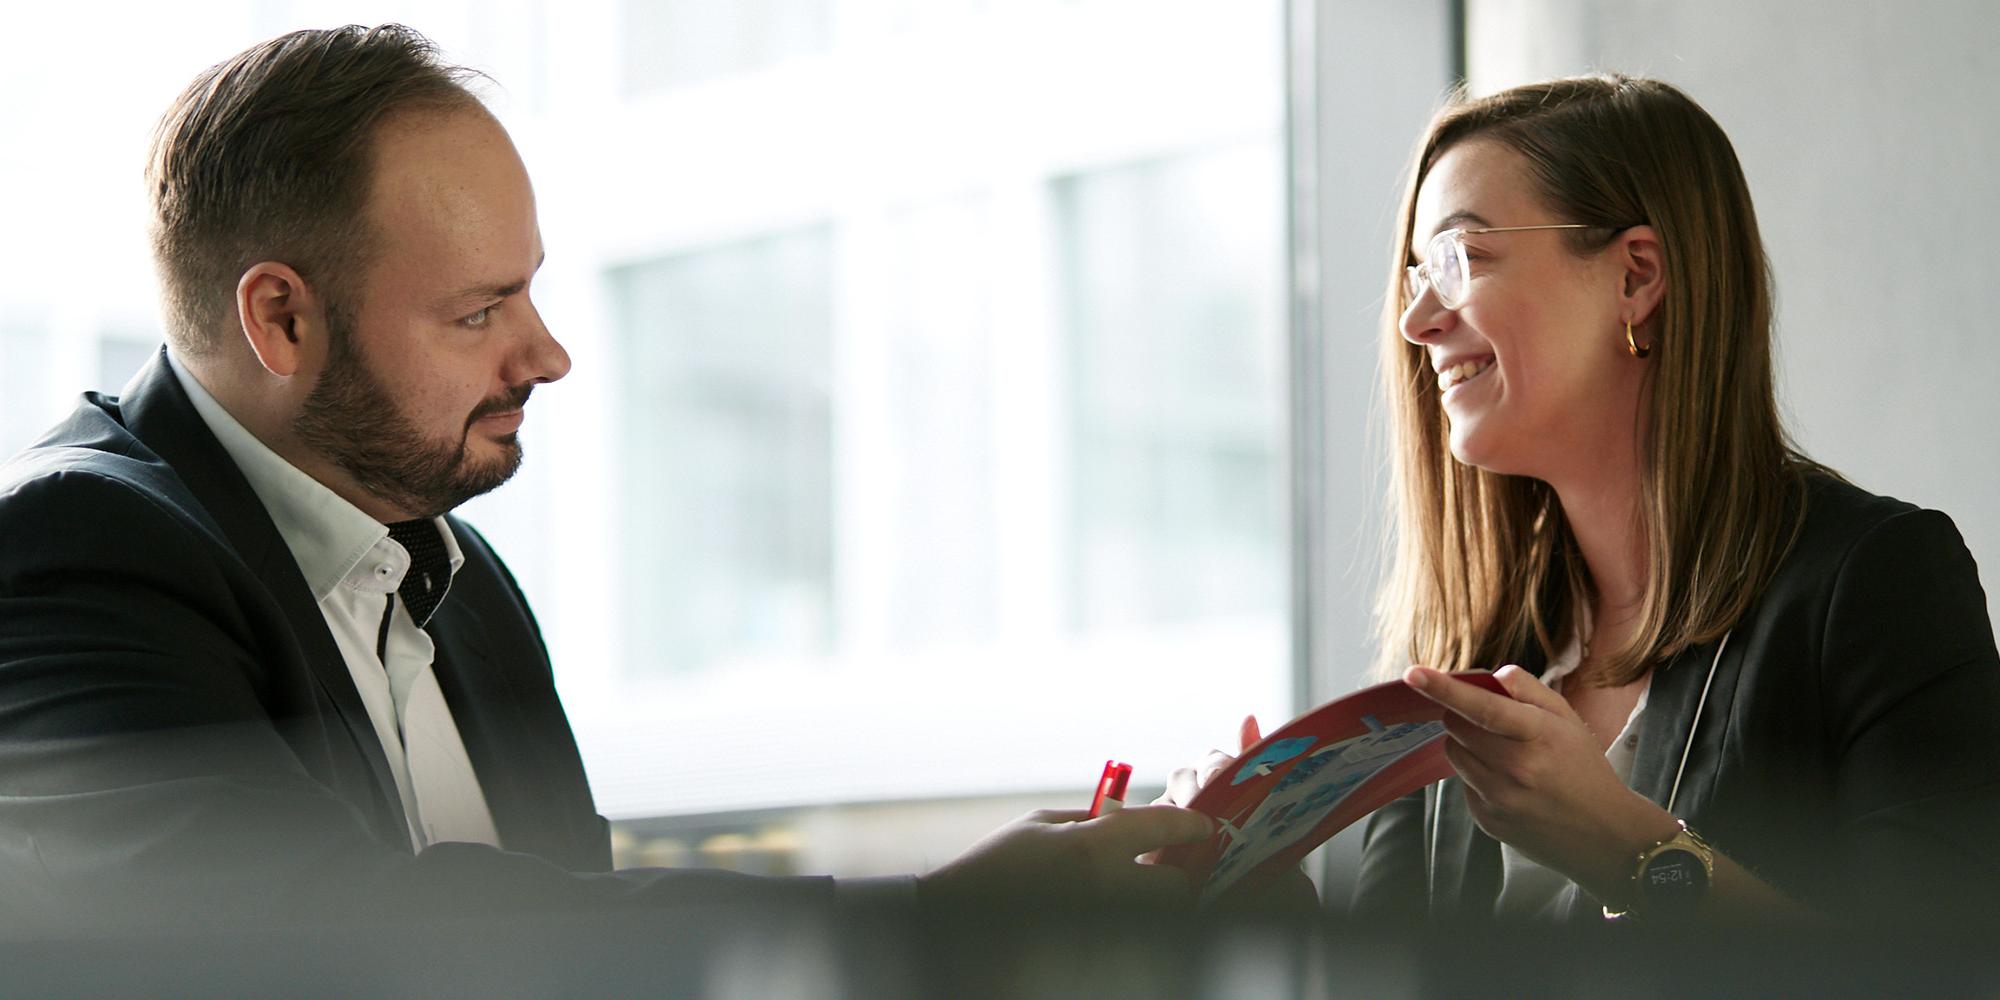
[1639, 846, 1710, 911]
[1604, 821, 1715, 920]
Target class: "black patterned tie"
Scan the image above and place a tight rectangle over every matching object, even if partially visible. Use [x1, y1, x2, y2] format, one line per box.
[384, 519, 452, 628]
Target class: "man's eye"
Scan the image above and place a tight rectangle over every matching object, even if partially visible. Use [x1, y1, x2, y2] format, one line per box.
[462, 306, 495, 328]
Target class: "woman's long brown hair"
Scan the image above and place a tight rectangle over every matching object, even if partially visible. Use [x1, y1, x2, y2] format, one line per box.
[1374, 75, 1831, 685]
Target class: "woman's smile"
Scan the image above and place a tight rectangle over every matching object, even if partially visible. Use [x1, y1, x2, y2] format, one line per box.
[1438, 355, 1496, 400]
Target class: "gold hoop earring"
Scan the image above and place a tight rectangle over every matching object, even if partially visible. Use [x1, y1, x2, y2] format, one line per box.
[1626, 320, 1652, 359]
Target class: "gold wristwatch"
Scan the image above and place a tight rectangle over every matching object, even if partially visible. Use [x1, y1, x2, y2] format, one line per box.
[1602, 819, 1715, 920]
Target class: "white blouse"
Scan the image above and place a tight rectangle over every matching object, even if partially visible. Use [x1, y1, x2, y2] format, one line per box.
[1493, 619, 1652, 919]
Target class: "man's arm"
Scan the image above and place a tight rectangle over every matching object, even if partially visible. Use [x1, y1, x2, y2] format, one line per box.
[0, 467, 831, 933]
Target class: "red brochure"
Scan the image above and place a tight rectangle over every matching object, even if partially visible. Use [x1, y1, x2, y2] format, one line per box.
[1157, 672, 1509, 901]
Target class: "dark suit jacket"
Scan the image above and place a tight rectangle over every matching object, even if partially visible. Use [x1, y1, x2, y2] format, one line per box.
[1352, 474, 2000, 924]
[0, 350, 829, 932]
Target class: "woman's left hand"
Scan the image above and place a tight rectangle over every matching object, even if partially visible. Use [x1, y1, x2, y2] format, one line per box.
[1154, 714, 1263, 809]
[1405, 664, 1678, 896]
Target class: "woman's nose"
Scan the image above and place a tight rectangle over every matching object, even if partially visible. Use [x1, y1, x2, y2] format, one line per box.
[1399, 284, 1453, 345]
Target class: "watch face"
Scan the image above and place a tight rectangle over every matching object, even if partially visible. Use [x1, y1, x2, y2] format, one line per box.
[1641, 848, 1710, 912]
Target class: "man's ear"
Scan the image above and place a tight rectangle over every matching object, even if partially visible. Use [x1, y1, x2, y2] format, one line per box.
[1613, 224, 1666, 328]
[235, 262, 323, 378]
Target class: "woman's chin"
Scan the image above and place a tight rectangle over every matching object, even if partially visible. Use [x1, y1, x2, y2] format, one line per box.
[1446, 423, 1518, 476]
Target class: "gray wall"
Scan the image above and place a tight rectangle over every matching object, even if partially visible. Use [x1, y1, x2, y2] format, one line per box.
[1304, 0, 2000, 906]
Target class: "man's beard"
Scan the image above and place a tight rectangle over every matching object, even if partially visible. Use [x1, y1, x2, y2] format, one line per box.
[293, 307, 531, 519]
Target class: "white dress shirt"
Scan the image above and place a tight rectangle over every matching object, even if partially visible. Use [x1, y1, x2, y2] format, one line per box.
[167, 352, 501, 851]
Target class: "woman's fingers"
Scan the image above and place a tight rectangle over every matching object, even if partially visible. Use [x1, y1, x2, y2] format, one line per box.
[1195, 749, 1236, 790]
[1491, 664, 1581, 721]
[1237, 715, 1263, 753]
[1157, 766, 1201, 807]
[1442, 737, 1507, 812]
[1406, 666, 1542, 740]
[1442, 709, 1531, 757]
[1157, 713, 1261, 808]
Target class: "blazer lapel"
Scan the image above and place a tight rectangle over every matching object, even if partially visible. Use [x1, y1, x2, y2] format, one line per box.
[1551, 637, 1744, 923]
[425, 597, 547, 856]
[1629, 635, 1742, 818]
[114, 350, 407, 836]
[1425, 777, 1473, 913]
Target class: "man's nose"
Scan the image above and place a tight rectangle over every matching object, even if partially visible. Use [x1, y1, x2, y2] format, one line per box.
[514, 303, 571, 386]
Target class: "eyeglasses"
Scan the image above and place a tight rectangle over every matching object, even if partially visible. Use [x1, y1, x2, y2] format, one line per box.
[1404, 224, 1595, 310]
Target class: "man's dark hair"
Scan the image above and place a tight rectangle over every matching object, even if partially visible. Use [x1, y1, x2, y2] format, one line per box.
[146, 24, 484, 359]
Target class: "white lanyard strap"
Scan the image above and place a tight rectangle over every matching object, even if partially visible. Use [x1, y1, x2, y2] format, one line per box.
[1666, 630, 1731, 814]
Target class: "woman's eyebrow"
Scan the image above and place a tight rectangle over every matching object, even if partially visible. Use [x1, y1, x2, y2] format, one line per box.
[1411, 211, 1491, 263]
[1429, 210, 1491, 236]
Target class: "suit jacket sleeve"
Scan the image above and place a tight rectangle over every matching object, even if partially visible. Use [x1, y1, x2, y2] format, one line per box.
[0, 467, 832, 932]
[1816, 506, 2000, 919]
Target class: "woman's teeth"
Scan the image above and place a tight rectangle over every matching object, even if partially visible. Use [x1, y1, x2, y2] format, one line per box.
[1438, 358, 1493, 392]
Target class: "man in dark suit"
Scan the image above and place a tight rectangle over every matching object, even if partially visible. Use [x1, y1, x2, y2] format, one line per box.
[0, 24, 1209, 933]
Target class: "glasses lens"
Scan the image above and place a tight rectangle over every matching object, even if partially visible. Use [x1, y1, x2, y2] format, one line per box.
[1405, 265, 1424, 303]
[1430, 230, 1464, 308]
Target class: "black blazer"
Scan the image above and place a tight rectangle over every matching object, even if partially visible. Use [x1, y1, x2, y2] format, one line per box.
[0, 350, 828, 931]
[1352, 474, 2000, 924]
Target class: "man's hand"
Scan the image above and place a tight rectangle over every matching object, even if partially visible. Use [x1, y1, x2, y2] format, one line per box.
[917, 805, 1214, 910]
[1405, 664, 1678, 897]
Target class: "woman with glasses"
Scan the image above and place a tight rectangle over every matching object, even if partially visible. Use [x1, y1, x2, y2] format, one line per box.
[1161, 74, 2000, 924]
[1339, 74, 2000, 924]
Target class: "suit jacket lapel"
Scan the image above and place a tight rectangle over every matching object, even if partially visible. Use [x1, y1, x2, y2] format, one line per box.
[425, 596, 548, 858]
[114, 350, 407, 836]
[1426, 777, 1474, 913]
[1629, 635, 1741, 818]
[1551, 636, 1743, 923]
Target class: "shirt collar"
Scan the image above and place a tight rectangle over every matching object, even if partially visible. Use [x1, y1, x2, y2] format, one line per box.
[1537, 601, 1593, 689]
[1537, 601, 1652, 728]
[166, 350, 464, 602]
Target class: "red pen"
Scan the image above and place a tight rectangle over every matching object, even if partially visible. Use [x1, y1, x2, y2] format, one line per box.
[1089, 760, 1132, 817]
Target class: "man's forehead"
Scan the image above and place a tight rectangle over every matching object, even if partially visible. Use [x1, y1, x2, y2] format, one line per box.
[371, 112, 526, 216]
[364, 108, 540, 283]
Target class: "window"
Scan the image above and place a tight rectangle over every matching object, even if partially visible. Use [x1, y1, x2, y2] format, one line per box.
[1055, 146, 1286, 630]
[621, 0, 833, 94]
[610, 227, 837, 676]
[0, 323, 52, 459]
[96, 332, 162, 399]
